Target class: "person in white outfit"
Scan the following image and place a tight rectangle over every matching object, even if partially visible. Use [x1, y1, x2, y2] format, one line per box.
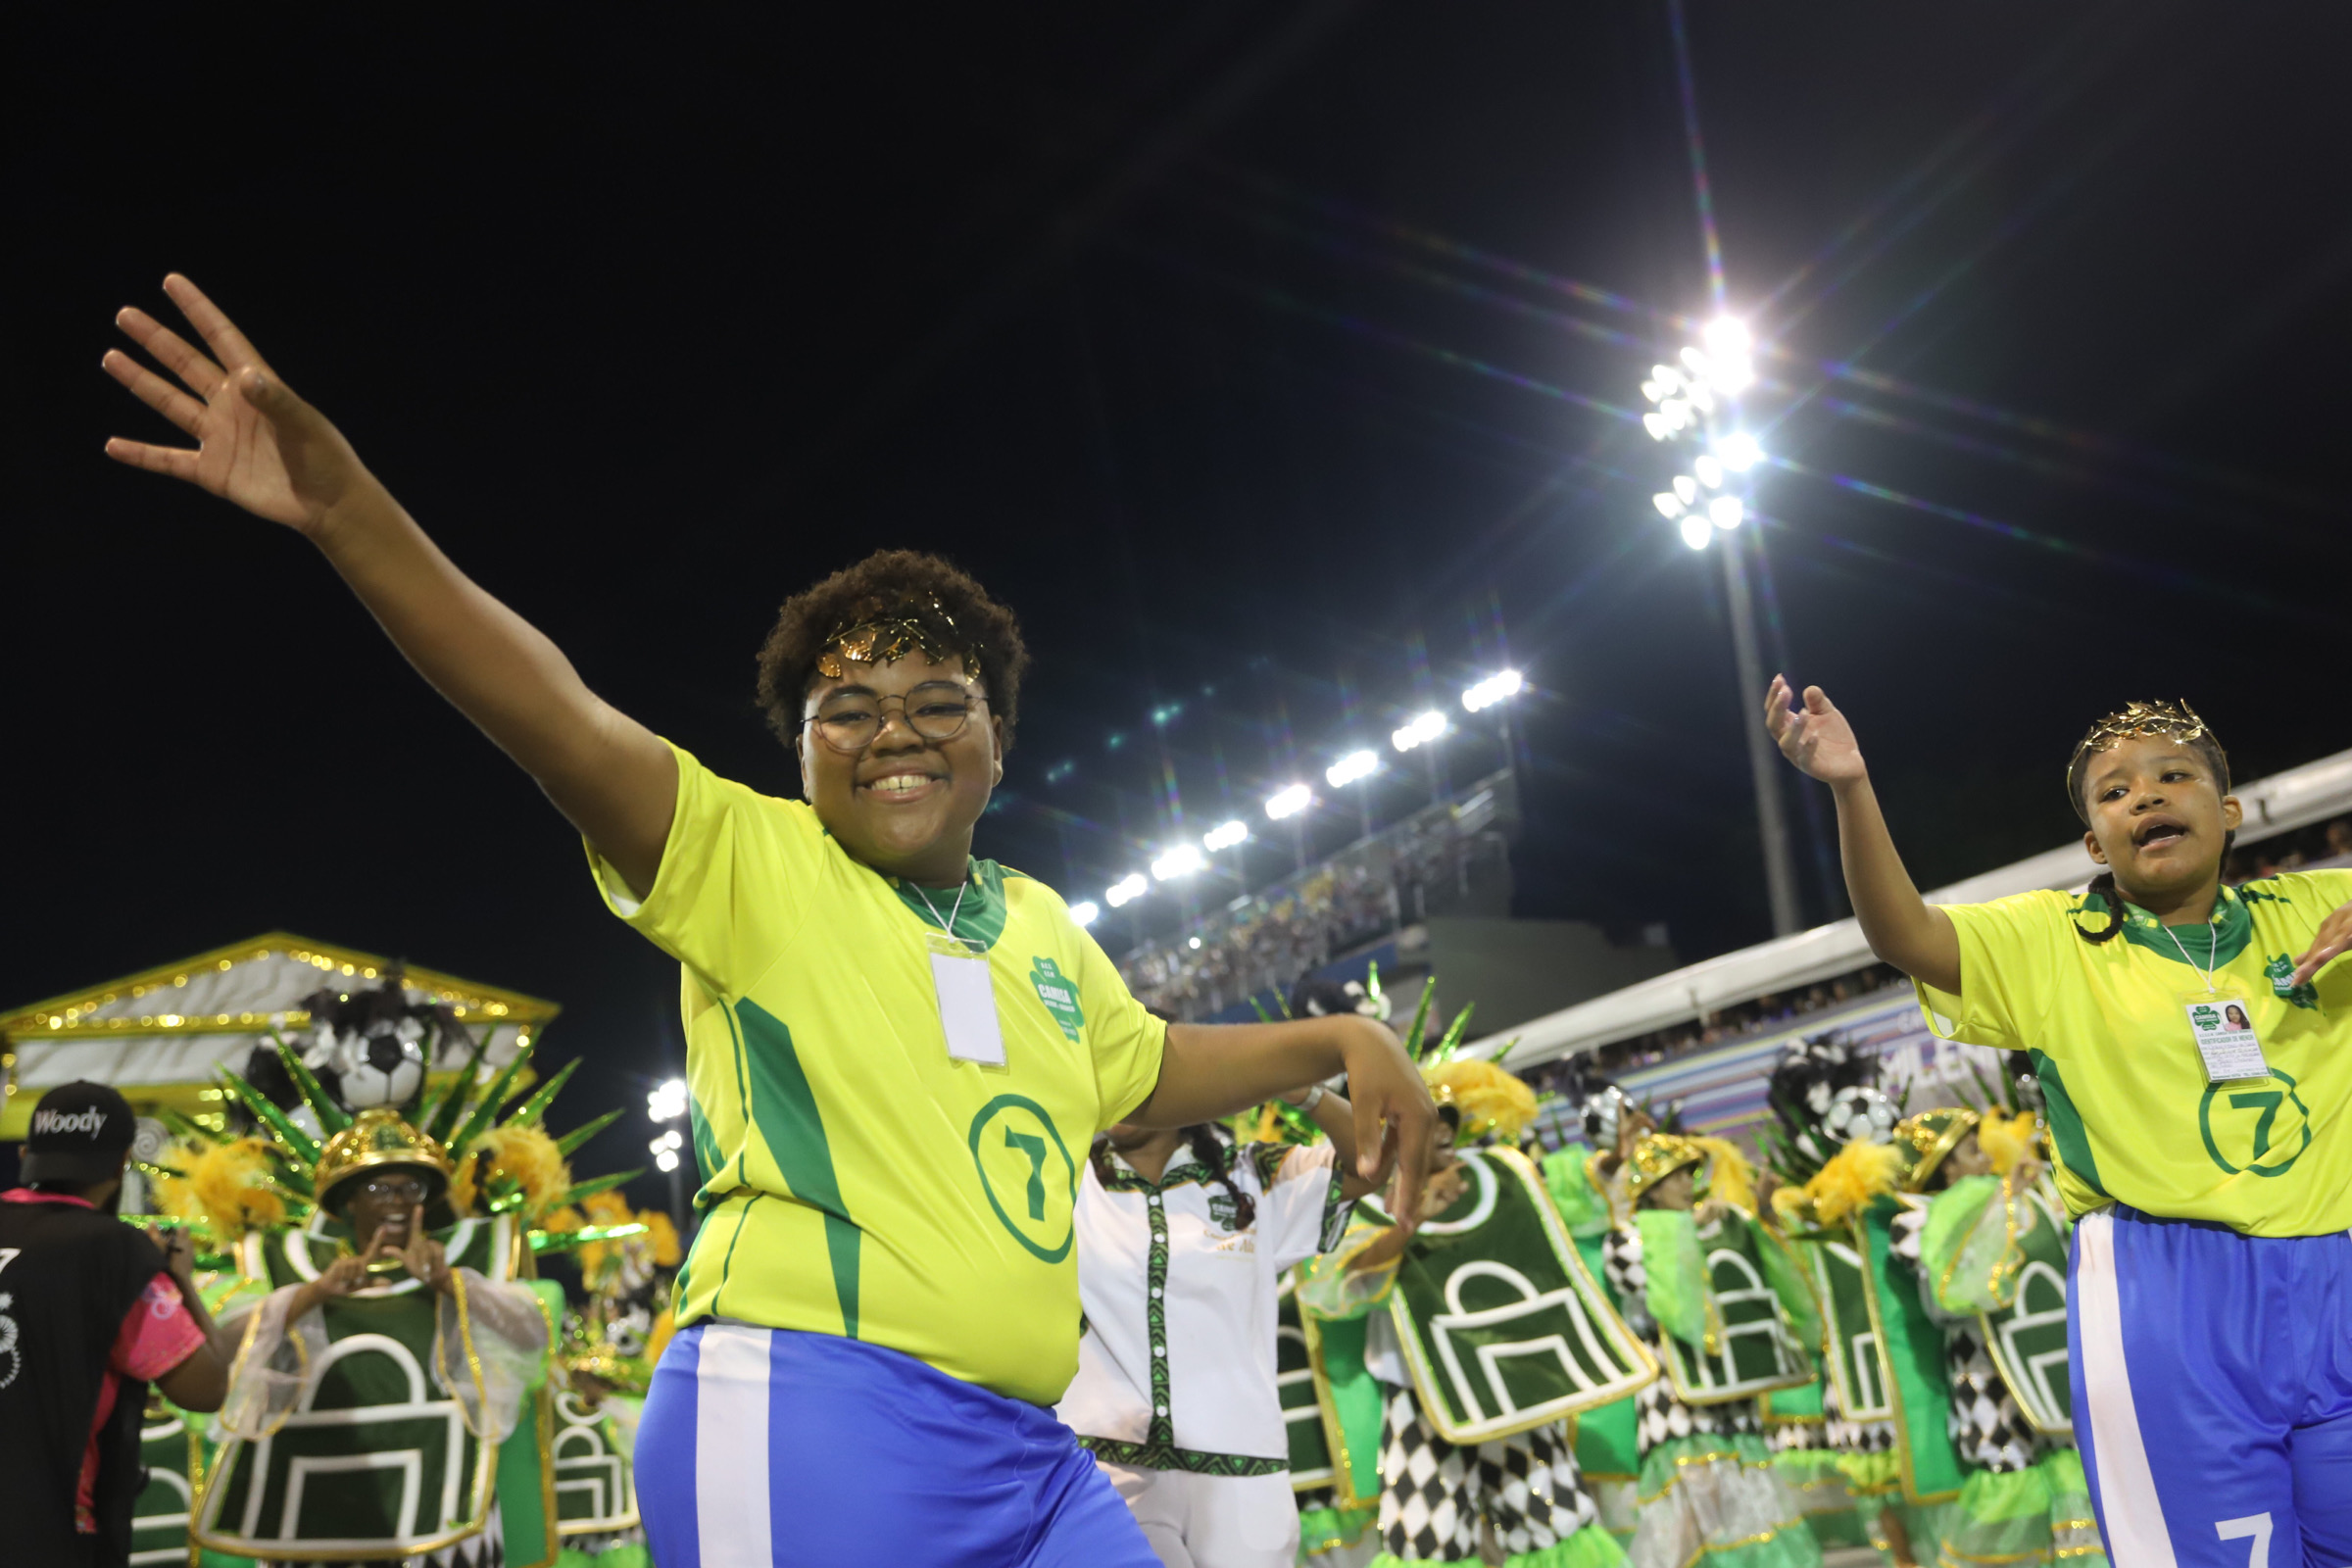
[1059, 1082, 1375, 1568]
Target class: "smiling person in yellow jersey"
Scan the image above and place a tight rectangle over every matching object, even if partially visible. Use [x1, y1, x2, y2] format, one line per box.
[1765, 676, 2352, 1568]
[99, 275, 1439, 1568]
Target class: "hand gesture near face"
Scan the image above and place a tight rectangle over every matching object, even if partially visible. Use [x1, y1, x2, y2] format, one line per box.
[394, 1204, 455, 1297]
[1765, 675, 1867, 786]
[103, 274, 369, 538]
[290, 1251, 375, 1320]
[2291, 901, 2352, 988]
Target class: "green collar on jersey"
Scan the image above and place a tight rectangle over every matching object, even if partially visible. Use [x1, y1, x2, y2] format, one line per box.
[2077, 881, 2253, 969]
[890, 858, 1010, 951]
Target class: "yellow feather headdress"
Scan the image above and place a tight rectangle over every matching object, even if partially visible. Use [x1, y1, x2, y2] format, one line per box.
[449, 1121, 572, 1221]
[1421, 1057, 1540, 1143]
[1777, 1138, 1903, 1228]
[1976, 1108, 2041, 1177]
[157, 1135, 289, 1241]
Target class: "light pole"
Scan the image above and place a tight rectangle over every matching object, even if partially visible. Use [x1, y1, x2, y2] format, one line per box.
[1642, 320, 1801, 937]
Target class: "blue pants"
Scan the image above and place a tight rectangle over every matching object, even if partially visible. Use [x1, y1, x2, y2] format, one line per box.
[636, 1323, 1160, 1568]
[2070, 1207, 2352, 1567]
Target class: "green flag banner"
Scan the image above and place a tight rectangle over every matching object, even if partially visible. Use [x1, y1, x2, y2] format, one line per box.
[1386, 1148, 1656, 1445]
[1653, 1211, 1817, 1405]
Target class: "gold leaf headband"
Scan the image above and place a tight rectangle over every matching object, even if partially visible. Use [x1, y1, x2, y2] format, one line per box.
[2065, 699, 2225, 822]
[813, 592, 980, 681]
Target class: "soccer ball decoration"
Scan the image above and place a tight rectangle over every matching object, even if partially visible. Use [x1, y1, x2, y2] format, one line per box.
[335, 1020, 427, 1110]
[1817, 1085, 1899, 1152]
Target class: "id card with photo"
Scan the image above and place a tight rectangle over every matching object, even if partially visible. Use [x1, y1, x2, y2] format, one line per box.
[928, 931, 1006, 1067]
[2184, 992, 2266, 1083]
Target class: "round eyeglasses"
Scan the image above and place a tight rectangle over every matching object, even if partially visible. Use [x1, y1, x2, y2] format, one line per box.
[359, 1174, 430, 1202]
[803, 683, 986, 755]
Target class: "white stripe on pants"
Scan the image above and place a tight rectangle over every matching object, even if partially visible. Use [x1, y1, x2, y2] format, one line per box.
[696, 1323, 775, 1568]
[2074, 1209, 2175, 1566]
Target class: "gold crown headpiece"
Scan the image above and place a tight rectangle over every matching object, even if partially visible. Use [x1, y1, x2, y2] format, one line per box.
[312, 1108, 454, 1217]
[1892, 1107, 1979, 1193]
[1623, 1133, 1709, 1206]
[814, 591, 978, 681]
[2066, 700, 2226, 822]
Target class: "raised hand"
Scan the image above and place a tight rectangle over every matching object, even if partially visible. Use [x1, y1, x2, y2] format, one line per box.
[2290, 901, 2352, 988]
[397, 1203, 454, 1296]
[1765, 675, 1867, 785]
[102, 274, 368, 536]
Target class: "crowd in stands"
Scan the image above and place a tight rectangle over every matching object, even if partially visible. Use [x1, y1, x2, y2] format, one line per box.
[1117, 770, 1513, 1019]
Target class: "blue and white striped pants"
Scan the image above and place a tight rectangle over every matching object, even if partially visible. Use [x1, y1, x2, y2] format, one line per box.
[2071, 1207, 2352, 1567]
[634, 1323, 1160, 1568]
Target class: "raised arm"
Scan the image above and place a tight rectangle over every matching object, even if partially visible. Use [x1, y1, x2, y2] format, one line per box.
[1765, 676, 1961, 994]
[103, 276, 676, 895]
[1138, 1014, 1436, 1231]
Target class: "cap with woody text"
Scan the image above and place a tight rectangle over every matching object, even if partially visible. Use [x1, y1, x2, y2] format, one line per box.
[20, 1081, 137, 1186]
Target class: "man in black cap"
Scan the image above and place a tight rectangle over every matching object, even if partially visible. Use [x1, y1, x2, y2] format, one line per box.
[0, 1081, 232, 1566]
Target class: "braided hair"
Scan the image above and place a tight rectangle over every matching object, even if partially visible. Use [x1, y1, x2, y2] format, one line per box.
[1089, 1124, 1257, 1231]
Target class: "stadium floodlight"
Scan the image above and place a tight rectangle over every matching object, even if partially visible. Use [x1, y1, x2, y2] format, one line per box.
[1642, 412, 1672, 441]
[1703, 318, 1754, 391]
[1106, 873, 1149, 907]
[1202, 819, 1250, 853]
[647, 1078, 688, 1124]
[1693, 454, 1724, 490]
[1686, 382, 1716, 415]
[1187, 936, 1202, 951]
[1327, 750, 1380, 788]
[1679, 345, 1712, 379]
[1391, 710, 1448, 753]
[1264, 783, 1312, 820]
[1640, 378, 1666, 405]
[1068, 900, 1100, 928]
[1672, 475, 1699, 506]
[1661, 399, 1691, 431]
[1703, 317, 1750, 356]
[1652, 491, 1686, 519]
[1462, 669, 1524, 711]
[1717, 432, 1764, 472]
[649, 1127, 684, 1173]
[1680, 515, 1714, 550]
[1708, 495, 1745, 529]
[1650, 364, 1681, 391]
[1151, 844, 1204, 881]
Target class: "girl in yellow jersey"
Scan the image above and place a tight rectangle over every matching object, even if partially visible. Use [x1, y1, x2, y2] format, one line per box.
[100, 275, 1441, 1568]
[1766, 677, 2352, 1566]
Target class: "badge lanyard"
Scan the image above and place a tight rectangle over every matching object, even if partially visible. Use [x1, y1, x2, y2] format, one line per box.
[913, 876, 1006, 1067]
[2167, 904, 2266, 1084]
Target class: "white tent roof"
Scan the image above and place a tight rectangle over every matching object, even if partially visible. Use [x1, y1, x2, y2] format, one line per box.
[2, 933, 556, 1134]
[1473, 745, 2352, 1067]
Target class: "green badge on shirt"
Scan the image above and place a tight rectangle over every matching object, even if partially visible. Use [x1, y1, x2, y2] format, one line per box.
[1030, 956, 1086, 1042]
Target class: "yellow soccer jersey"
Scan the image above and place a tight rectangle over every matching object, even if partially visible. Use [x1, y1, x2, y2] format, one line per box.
[589, 743, 1167, 1404]
[1917, 869, 2352, 1236]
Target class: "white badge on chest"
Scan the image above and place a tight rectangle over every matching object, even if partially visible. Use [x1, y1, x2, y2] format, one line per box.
[2184, 992, 2267, 1084]
[929, 931, 1006, 1066]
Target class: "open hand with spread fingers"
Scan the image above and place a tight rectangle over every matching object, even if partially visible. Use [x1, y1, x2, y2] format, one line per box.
[102, 274, 371, 537]
[2291, 901, 2352, 988]
[1765, 674, 1868, 786]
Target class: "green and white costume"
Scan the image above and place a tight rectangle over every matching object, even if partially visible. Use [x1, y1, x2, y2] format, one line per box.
[1599, 1203, 1822, 1568]
[1888, 1177, 2106, 1568]
[196, 1212, 557, 1566]
[1300, 1147, 1638, 1568]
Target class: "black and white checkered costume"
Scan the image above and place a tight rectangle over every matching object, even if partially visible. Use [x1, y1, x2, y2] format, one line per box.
[1888, 1200, 2047, 1473]
[1372, 1387, 1599, 1564]
[1601, 1223, 1761, 1456]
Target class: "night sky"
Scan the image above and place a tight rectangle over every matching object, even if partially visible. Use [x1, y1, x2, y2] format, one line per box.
[11, 4, 2351, 1196]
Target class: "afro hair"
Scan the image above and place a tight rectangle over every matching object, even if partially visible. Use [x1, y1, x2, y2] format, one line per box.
[755, 549, 1031, 752]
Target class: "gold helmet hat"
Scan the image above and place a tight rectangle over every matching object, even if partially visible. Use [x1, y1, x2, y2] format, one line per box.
[1892, 1106, 1980, 1193]
[312, 1107, 456, 1221]
[1623, 1133, 1709, 1207]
